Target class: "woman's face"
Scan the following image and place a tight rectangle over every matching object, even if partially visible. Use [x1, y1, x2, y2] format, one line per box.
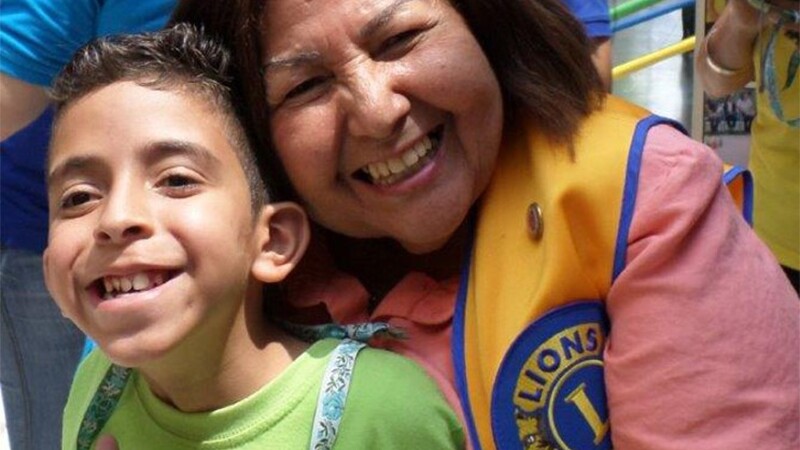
[261, 0, 503, 254]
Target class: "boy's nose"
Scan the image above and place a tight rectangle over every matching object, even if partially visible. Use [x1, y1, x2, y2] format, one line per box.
[93, 188, 154, 244]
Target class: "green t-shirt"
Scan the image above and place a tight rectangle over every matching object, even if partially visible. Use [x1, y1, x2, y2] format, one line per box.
[63, 338, 464, 449]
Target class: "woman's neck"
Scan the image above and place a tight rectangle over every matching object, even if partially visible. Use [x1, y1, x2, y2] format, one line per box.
[326, 220, 470, 302]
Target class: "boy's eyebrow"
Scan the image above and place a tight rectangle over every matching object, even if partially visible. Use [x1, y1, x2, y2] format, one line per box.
[262, 0, 414, 71]
[141, 139, 222, 169]
[47, 154, 103, 188]
[47, 140, 222, 187]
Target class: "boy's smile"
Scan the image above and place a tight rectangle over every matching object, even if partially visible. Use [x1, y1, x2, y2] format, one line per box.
[88, 268, 178, 304]
[96, 270, 173, 300]
[44, 81, 262, 368]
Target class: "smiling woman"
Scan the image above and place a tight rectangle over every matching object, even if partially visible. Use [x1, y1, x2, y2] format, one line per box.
[260, 0, 503, 254]
[171, 0, 800, 448]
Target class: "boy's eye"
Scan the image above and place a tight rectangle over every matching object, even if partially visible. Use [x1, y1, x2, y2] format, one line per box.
[156, 171, 203, 197]
[163, 174, 196, 188]
[55, 187, 101, 217]
[61, 191, 95, 209]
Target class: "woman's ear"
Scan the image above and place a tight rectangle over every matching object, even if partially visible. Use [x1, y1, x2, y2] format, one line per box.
[251, 202, 310, 283]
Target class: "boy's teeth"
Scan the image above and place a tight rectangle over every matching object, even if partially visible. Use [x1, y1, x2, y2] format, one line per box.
[101, 272, 166, 298]
[133, 273, 149, 290]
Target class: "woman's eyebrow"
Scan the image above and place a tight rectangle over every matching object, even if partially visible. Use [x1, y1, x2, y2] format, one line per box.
[264, 51, 323, 72]
[263, 0, 416, 72]
[359, 0, 415, 41]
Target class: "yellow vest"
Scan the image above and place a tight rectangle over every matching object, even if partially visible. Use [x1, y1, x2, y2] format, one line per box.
[452, 96, 751, 450]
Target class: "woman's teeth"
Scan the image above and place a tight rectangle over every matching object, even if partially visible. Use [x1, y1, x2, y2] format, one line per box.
[361, 135, 438, 185]
[102, 272, 166, 299]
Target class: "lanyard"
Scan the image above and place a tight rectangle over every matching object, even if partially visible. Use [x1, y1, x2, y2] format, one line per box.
[760, 16, 800, 127]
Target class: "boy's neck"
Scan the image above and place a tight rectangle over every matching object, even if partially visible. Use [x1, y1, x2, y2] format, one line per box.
[135, 286, 308, 413]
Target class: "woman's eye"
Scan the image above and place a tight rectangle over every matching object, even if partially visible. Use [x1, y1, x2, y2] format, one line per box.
[376, 29, 422, 58]
[285, 76, 329, 101]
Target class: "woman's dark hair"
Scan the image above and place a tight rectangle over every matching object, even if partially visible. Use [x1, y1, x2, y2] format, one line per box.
[50, 22, 268, 209]
[456, 0, 605, 141]
[170, 0, 604, 195]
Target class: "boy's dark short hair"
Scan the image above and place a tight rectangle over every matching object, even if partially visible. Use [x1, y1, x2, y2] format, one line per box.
[50, 22, 268, 210]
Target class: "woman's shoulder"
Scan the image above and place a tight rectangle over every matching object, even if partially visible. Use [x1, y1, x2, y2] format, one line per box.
[638, 123, 725, 200]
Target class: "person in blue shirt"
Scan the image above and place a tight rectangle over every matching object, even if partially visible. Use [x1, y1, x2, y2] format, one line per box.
[564, 0, 614, 91]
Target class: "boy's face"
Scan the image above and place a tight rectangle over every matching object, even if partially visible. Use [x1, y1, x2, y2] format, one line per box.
[44, 82, 261, 367]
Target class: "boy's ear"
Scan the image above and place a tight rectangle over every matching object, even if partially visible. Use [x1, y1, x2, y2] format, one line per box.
[251, 202, 310, 283]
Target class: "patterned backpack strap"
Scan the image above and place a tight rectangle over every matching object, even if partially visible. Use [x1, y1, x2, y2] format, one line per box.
[309, 338, 366, 450]
[277, 320, 405, 343]
[76, 364, 132, 450]
[306, 321, 401, 449]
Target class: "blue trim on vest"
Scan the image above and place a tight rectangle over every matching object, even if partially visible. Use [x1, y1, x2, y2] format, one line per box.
[453, 212, 483, 450]
[613, 115, 686, 281]
[722, 165, 754, 225]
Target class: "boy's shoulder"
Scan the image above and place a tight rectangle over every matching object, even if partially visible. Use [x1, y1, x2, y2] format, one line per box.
[61, 340, 464, 449]
[62, 349, 121, 449]
[337, 344, 465, 449]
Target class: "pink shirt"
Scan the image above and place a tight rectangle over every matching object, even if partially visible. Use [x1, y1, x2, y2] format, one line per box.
[283, 124, 799, 448]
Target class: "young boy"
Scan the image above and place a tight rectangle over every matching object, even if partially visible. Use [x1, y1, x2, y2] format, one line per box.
[44, 23, 464, 449]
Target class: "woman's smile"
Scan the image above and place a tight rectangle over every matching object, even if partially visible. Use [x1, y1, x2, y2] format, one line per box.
[355, 125, 443, 186]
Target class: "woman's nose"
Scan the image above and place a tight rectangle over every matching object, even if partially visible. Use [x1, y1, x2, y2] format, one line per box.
[344, 65, 411, 140]
[93, 187, 154, 245]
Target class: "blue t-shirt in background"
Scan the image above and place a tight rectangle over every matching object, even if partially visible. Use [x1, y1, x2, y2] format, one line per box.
[0, 0, 175, 252]
[1, 109, 52, 252]
[564, 0, 612, 38]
